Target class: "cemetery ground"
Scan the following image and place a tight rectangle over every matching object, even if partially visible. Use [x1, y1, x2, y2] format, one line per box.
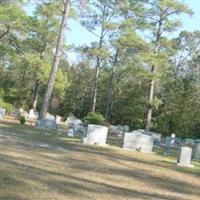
[0, 118, 200, 200]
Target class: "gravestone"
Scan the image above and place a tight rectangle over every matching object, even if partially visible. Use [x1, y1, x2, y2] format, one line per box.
[184, 138, 195, 146]
[65, 115, 82, 126]
[83, 124, 108, 145]
[46, 113, 55, 120]
[109, 125, 123, 136]
[164, 134, 176, 155]
[174, 137, 182, 148]
[67, 127, 75, 137]
[56, 115, 62, 124]
[36, 115, 57, 129]
[122, 130, 153, 153]
[0, 108, 6, 119]
[123, 125, 129, 132]
[28, 109, 39, 120]
[193, 141, 200, 160]
[177, 146, 194, 167]
[67, 124, 85, 137]
[139, 130, 161, 145]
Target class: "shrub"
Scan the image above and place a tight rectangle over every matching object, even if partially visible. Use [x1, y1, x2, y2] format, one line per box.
[0, 98, 14, 113]
[19, 116, 26, 125]
[84, 112, 105, 125]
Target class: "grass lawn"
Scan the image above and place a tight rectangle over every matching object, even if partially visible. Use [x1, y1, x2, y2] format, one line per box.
[0, 118, 200, 200]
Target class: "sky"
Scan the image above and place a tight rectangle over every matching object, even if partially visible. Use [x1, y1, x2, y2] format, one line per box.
[67, 0, 200, 45]
[25, 0, 200, 62]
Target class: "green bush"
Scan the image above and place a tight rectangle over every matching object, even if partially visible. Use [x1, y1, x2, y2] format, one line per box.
[0, 98, 14, 113]
[19, 116, 26, 124]
[84, 112, 105, 125]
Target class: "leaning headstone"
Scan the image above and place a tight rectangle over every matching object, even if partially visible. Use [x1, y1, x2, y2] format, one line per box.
[193, 141, 200, 160]
[83, 124, 108, 146]
[122, 130, 153, 153]
[177, 146, 194, 168]
[0, 108, 6, 119]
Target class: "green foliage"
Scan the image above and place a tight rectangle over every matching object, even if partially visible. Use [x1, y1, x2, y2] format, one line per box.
[85, 112, 105, 125]
[0, 0, 199, 139]
[0, 98, 13, 113]
[18, 116, 26, 125]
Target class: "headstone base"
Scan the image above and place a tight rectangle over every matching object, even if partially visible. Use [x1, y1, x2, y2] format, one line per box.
[177, 163, 194, 168]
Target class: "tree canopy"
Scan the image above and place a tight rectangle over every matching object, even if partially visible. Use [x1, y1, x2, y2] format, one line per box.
[0, 0, 199, 138]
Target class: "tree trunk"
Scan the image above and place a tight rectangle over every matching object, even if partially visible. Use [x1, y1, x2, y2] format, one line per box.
[91, 29, 104, 113]
[145, 19, 162, 131]
[145, 78, 155, 131]
[91, 1, 109, 113]
[32, 79, 40, 111]
[105, 49, 119, 119]
[40, 0, 70, 119]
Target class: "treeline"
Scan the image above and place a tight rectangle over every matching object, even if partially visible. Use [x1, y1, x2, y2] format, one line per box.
[0, 0, 200, 138]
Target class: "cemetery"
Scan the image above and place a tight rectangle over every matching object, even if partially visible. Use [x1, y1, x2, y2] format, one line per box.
[1, 0, 200, 199]
[0, 113, 200, 200]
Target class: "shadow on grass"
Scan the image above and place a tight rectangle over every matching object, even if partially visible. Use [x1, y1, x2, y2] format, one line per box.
[1, 120, 200, 200]
[1, 150, 200, 200]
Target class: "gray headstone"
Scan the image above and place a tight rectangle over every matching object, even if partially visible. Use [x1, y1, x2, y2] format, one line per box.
[109, 125, 123, 136]
[177, 146, 194, 167]
[122, 130, 153, 153]
[184, 138, 195, 146]
[123, 125, 129, 132]
[193, 142, 200, 160]
[139, 130, 161, 144]
[83, 124, 108, 146]
[67, 127, 75, 137]
[46, 113, 55, 120]
[67, 124, 85, 137]
[0, 108, 6, 118]
[36, 118, 57, 129]
[164, 135, 178, 155]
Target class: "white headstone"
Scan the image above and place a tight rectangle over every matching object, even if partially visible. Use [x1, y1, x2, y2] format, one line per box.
[123, 130, 153, 153]
[28, 109, 38, 120]
[65, 116, 82, 126]
[83, 124, 108, 146]
[0, 108, 6, 119]
[177, 146, 194, 167]
[56, 115, 62, 124]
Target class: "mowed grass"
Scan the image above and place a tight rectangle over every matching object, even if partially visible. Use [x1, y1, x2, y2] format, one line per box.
[0, 118, 200, 200]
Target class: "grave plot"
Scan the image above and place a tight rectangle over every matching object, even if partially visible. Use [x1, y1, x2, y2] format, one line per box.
[83, 124, 108, 145]
[122, 130, 153, 153]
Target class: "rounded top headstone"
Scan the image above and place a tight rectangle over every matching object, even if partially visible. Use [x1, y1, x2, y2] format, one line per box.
[171, 133, 176, 138]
